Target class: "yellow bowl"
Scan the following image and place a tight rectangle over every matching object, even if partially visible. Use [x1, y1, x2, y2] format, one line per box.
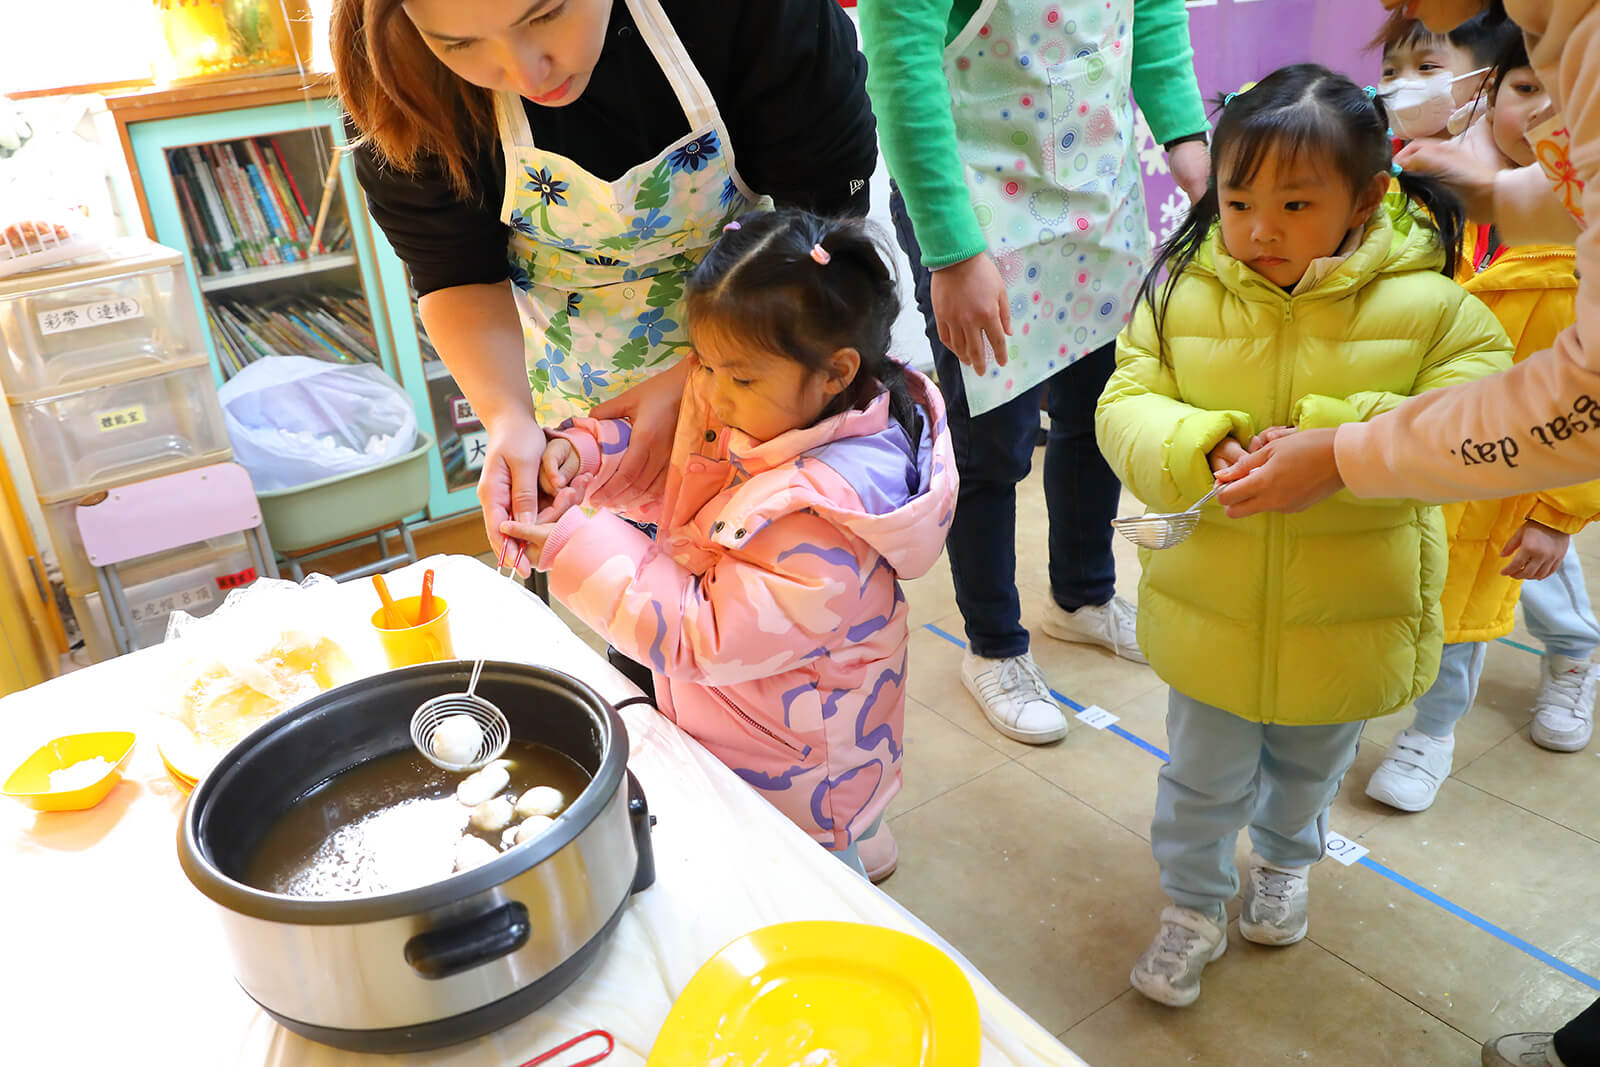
[648, 921, 980, 1066]
[3, 731, 137, 812]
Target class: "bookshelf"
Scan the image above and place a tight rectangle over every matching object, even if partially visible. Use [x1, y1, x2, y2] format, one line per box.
[106, 76, 477, 520]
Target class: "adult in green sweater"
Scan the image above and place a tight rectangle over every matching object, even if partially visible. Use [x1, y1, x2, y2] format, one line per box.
[858, 0, 1209, 744]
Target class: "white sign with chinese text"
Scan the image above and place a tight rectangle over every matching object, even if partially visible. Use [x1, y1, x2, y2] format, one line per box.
[1075, 705, 1120, 730]
[93, 405, 147, 432]
[37, 298, 144, 335]
[461, 430, 490, 472]
[129, 582, 213, 623]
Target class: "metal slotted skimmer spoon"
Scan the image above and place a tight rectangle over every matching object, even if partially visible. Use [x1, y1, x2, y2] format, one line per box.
[1111, 484, 1223, 550]
[409, 540, 527, 772]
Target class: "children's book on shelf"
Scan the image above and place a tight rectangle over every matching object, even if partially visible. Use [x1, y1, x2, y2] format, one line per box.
[206, 288, 381, 379]
[168, 136, 351, 276]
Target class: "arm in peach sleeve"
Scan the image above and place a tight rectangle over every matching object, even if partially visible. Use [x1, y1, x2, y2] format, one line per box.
[546, 416, 662, 525]
[1494, 165, 1583, 247]
[540, 510, 874, 687]
[1334, 3, 1600, 504]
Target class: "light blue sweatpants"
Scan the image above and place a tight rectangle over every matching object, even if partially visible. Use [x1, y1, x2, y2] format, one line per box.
[1411, 541, 1600, 738]
[1152, 690, 1365, 917]
[1523, 541, 1600, 660]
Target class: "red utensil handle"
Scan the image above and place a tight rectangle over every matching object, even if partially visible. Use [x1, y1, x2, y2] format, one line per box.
[418, 569, 436, 624]
[519, 1028, 614, 1066]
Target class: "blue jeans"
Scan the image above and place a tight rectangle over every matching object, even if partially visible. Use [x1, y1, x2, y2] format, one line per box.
[1152, 690, 1365, 916]
[1522, 540, 1600, 660]
[889, 186, 1121, 659]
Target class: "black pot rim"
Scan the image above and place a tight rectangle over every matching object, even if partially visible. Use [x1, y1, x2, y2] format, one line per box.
[177, 661, 627, 925]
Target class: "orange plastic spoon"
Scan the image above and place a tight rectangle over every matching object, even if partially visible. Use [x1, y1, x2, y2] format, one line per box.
[417, 569, 436, 625]
[372, 573, 405, 629]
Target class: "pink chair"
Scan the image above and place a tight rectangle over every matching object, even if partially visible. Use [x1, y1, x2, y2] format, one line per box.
[75, 462, 279, 654]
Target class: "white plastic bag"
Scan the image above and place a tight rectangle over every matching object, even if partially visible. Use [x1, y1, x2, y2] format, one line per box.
[218, 354, 418, 491]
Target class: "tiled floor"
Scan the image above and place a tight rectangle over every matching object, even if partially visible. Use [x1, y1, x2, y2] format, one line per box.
[551, 466, 1600, 1066]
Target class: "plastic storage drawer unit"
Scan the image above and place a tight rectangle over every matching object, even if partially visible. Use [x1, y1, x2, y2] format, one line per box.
[0, 244, 205, 397]
[68, 535, 259, 661]
[9, 357, 229, 498]
[39, 447, 234, 591]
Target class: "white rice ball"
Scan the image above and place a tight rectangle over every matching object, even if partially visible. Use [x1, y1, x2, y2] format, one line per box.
[469, 796, 514, 832]
[455, 763, 510, 807]
[515, 785, 565, 819]
[513, 815, 556, 845]
[452, 835, 499, 873]
[430, 715, 484, 765]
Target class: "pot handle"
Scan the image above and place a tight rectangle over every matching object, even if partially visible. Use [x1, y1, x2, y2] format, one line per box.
[628, 770, 656, 894]
[404, 901, 531, 981]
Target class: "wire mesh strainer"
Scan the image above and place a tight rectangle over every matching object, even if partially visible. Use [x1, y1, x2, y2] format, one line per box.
[1111, 484, 1223, 550]
[409, 539, 526, 772]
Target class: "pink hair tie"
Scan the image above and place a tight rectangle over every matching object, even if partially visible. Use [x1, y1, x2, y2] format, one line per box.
[809, 244, 831, 266]
[722, 221, 741, 232]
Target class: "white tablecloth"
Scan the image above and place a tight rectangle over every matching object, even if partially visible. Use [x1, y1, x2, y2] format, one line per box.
[1, 555, 1085, 1066]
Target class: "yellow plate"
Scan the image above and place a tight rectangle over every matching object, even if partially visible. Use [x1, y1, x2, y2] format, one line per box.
[157, 747, 197, 793]
[647, 921, 980, 1067]
[3, 731, 136, 812]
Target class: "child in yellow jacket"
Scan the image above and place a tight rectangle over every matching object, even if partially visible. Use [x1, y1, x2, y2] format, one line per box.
[1365, 45, 1600, 813]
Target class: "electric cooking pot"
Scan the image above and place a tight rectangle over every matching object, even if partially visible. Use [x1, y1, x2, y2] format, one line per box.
[178, 661, 655, 1053]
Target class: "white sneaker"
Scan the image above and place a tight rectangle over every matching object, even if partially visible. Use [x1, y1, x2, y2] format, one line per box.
[1531, 655, 1598, 752]
[961, 651, 1067, 744]
[1129, 905, 1227, 1007]
[1239, 852, 1310, 945]
[1365, 727, 1455, 812]
[1481, 1032, 1562, 1067]
[1041, 595, 1147, 664]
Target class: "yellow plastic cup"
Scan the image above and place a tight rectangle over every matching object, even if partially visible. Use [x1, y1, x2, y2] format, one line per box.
[371, 594, 454, 667]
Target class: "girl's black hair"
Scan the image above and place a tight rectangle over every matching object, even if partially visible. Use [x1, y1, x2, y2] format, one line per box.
[686, 209, 920, 441]
[1488, 32, 1532, 95]
[1370, 2, 1514, 65]
[1135, 63, 1467, 359]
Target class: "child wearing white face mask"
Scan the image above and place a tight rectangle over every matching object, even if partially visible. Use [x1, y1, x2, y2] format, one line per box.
[1374, 11, 1518, 142]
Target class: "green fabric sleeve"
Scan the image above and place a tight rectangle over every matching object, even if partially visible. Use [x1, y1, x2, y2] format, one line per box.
[1130, 0, 1209, 145]
[858, 0, 990, 270]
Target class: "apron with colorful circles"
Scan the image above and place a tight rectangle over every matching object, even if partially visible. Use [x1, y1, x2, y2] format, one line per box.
[495, 0, 757, 425]
[944, 0, 1148, 415]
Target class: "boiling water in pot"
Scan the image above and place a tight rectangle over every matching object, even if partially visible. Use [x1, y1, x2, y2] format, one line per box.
[244, 740, 591, 899]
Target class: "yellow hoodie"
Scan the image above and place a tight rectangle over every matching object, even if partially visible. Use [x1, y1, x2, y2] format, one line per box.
[1440, 235, 1600, 643]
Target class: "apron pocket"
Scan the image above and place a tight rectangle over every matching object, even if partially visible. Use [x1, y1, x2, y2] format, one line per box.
[1046, 43, 1135, 192]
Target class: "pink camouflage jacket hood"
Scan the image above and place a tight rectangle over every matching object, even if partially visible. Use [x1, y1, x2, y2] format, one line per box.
[537, 360, 957, 850]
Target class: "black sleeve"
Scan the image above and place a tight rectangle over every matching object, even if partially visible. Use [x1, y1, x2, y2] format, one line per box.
[350, 133, 512, 298]
[716, 0, 877, 219]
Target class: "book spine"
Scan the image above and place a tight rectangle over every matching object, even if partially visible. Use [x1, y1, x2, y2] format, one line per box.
[172, 173, 216, 275]
[270, 136, 319, 251]
[203, 144, 260, 267]
[184, 147, 246, 272]
[249, 138, 305, 247]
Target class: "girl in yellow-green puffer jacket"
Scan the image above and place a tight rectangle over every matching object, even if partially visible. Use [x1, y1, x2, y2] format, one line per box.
[1095, 63, 1512, 1010]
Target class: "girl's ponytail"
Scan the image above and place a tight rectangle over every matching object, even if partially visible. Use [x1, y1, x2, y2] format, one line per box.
[1393, 167, 1467, 278]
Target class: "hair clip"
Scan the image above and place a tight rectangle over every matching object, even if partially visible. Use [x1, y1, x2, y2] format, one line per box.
[1223, 92, 1237, 107]
[1391, 161, 1404, 176]
[809, 244, 831, 266]
[722, 221, 741, 232]
[1364, 85, 1379, 100]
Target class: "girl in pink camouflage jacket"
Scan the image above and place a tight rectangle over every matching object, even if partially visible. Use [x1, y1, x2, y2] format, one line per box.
[501, 211, 958, 880]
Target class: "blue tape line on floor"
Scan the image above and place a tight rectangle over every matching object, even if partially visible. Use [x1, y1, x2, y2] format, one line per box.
[1497, 636, 1546, 656]
[922, 622, 1600, 990]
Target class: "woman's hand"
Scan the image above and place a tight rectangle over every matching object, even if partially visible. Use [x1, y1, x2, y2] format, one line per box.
[931, 251, 1012, 377]
[1168, 140, 1212, 206]
[1214, 427, 1344, 516]
[587, 359, 690, 508]
[498, 476, 593, 565]
[1248, 425, 1296, 452]
[1500, 519, 1570, 580]
[1208, 437, 1248, 473]
[539, 438, 580, 496]
[478, 412, 546, 564]
[1395, 138, 1500, 222]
